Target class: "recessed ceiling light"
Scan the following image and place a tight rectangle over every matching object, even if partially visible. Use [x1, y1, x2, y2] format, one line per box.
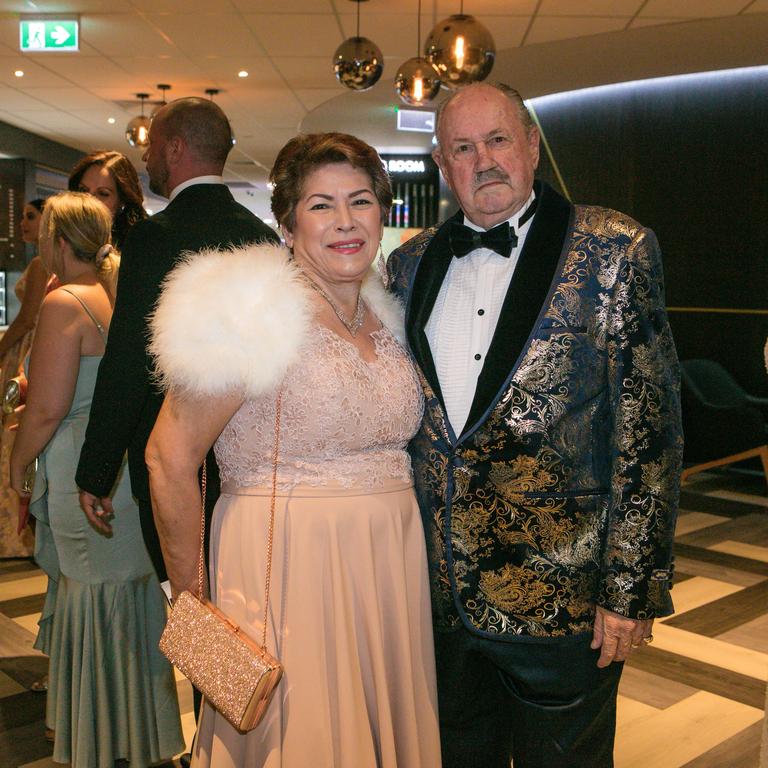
[14, 70, 24, 77]
[107, 117, 116, 124]
[263, 218, 273, 224]
[238, 70, 249, 78]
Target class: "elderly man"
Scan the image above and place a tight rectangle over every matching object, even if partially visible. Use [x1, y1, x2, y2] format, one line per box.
[387, 83, 683, 768]
[76, 97, 278, 579]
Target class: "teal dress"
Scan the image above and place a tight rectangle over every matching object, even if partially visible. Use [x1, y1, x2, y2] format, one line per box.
[29, 293, 184, 768]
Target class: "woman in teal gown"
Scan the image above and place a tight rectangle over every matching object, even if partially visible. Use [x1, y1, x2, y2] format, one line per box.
[10, 191, 184, 768]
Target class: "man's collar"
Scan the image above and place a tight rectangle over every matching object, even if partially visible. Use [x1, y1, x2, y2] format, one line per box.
[168, 175, 225, 202]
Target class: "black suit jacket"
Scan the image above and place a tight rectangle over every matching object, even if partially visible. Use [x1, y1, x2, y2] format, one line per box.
[76, 184, 278, 552]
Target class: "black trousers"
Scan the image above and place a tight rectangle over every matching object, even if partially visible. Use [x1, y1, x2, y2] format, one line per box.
[435, 625, 623, 768]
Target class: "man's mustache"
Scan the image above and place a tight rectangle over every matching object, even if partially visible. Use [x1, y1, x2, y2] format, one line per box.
[473, 168, 509, 188]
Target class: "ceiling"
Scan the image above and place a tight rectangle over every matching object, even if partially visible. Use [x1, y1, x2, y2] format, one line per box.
[0, 0, 766, 217]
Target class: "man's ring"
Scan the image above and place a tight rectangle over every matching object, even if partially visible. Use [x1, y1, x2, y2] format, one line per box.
[631, 642, 641, 649]
[642, 635, 653, 645]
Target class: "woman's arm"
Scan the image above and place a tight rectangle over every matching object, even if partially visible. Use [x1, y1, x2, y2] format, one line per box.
[0, 258, 49, 359]
[146, 390, 242, 600]
[10, 291, 82, 495]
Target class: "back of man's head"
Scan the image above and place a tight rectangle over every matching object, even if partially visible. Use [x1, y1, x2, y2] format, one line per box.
[159, 97, 233, 171]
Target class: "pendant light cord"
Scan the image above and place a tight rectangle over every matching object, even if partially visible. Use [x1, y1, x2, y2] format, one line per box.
[356, 0, 360, 38]
[416, 0, 421, 55]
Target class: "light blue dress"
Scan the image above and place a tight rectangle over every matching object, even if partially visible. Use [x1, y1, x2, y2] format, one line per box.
[30, 290, 184, 768]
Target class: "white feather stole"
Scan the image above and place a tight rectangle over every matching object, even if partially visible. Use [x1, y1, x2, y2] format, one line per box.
[149, 242, 407, 399]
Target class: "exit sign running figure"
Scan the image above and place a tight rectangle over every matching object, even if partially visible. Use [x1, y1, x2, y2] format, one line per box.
[20, 19, 79, 52]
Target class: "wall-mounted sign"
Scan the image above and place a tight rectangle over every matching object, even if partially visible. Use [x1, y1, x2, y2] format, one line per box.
[397, 109, 435, 134]
[20, 18, 79, 52]
[380, 155, 440, 229]
[387, 158, 426, 174]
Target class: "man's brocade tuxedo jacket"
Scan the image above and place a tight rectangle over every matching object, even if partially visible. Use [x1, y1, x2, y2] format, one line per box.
[387, 181, 683, 639]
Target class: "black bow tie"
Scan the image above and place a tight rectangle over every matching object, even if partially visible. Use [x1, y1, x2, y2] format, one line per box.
[449, 198, 538, 259]
[449, 221, 516, 259]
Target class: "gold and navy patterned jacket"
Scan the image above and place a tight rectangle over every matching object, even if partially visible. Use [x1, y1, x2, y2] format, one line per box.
[387, 181, 683, 639]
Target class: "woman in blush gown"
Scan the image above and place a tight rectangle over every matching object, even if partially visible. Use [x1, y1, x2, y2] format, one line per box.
[146, 133, 441, 768]
[10, 192, 184, 768]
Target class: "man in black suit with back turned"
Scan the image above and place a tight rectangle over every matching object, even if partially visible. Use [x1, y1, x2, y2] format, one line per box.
[77, 97, 279, 580]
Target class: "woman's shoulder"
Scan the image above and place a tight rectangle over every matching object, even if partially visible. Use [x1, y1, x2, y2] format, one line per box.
[150, 243, 315, 399]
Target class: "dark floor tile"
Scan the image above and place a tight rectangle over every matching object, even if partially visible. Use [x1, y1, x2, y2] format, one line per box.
[676, 514, 768, 548]
[0, 690, 46, 732]
[0, 657, 49, 692]
[678, 491, 766, 518]
[665, 579, 768, 636]
[0, 559, 37, 579]
[673, 543, 768, 576]
[679, 720, 763, 768]
[625, 646, 766, 709]
[0, 594, 45, 620]
[0, 719, 53, 768]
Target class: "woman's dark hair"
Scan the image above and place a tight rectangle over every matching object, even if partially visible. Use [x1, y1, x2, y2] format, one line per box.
[27, 198, 46, 213]
[68, 150, 147, 249]
[270, 132, 392, 232]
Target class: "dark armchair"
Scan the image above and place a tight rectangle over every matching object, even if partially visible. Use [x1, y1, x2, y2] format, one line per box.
[679, 359, 768, 486]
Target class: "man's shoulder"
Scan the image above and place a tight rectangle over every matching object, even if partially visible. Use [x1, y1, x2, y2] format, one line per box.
[389, 224, 441, 270]
[573, 203, 647, 243]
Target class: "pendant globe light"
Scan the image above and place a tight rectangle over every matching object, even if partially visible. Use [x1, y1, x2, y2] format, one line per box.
[394, 0, 440, 106]
[424, 2, 495, 90]
[334, 0, 383, 92]
[125, 93, 151, 148]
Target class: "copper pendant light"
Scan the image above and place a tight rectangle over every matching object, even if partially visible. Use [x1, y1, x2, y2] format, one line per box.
[125, 93, 151, 148]
[394, 0, 441, 106]
[425, 2, 495, 90]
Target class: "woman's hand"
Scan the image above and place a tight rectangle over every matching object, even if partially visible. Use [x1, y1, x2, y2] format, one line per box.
[10, 461, 32, 499]
[17, 498, 30, 535]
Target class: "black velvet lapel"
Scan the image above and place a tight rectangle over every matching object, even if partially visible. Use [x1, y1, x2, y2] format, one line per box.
[461, 181, 573, 436]
[406, 209, 464, 412]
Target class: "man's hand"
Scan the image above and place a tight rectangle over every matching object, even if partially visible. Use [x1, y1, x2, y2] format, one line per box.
[591, 605, 654, 668]
[79, 490, 115, 535]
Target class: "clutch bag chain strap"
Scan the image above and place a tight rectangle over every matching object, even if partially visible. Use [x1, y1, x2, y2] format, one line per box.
[196, 389, 283, 654]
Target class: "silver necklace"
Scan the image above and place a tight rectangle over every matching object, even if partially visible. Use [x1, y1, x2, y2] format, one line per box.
[301, 273, 366, 337]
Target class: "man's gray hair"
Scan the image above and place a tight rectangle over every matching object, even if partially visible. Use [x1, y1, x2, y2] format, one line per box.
[434, 83, 535, 145]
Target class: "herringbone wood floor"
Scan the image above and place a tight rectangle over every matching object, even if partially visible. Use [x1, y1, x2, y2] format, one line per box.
[1, 469, 766, 768]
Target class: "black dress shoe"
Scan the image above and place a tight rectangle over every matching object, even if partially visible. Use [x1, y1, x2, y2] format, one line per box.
[179, 753, 192, 768]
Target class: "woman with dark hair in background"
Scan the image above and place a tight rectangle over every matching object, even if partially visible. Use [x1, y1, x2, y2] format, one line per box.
[68, 149, 147, 249]
[0, 198, 48, 557]
[10, 191, 183, 768]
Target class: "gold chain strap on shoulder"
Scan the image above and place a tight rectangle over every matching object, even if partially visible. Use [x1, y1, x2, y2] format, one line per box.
[197, 465, 207, 598]
[195, 389, 283, 653]
[263, 390, 282, 650]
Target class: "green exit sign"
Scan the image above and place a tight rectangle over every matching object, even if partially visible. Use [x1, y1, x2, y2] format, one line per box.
[20, 19, 79, 52]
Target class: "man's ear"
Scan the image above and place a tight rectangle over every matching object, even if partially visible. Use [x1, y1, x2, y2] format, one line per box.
[165, 135, 184, 166]
[528, 126, 541, 170]
[432, 145, 444, 175]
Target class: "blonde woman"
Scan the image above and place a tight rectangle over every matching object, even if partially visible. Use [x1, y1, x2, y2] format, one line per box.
[10, 192, 183, 768]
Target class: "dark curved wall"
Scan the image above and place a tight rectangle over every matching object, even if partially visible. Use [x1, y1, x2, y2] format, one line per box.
[532, 67, 768, 396]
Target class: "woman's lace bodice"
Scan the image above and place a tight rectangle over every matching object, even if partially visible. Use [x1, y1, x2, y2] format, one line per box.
[215, 325, 424, 489]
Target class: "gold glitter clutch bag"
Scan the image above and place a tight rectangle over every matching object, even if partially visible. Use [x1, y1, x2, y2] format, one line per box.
[159, 394, 284, 733]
